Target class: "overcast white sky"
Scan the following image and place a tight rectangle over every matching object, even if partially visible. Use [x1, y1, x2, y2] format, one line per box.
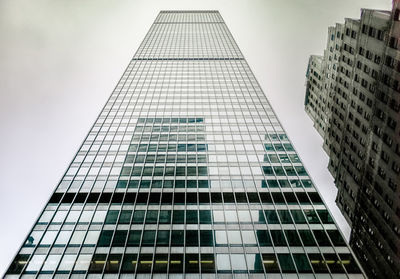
[0, 0, 392, 274]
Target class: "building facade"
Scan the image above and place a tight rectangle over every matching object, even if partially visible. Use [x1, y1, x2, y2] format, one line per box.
[304, 1, 400, 278]
[5, 10, 364, 279]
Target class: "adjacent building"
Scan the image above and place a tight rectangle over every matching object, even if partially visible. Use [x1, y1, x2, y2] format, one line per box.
[5, 10, 365, 278]
[305, 1, 400, 278]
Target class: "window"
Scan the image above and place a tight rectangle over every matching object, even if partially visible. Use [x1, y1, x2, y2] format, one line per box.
[285, 230, 302, 246]
[171, 231, 184, 246]
[88, 254, 106, 273]
[293, 254, 312, 272]
[112, 230, 127, 247]
[121, 254, 137, 273]
[84, 230, 100, 246]
[265, 210, 279, 224]
[278, 254, 296, 273]
[142, 230, 156, 246]
[7, 254, 29, 274]
[216, 254, 231, 271]
[73, 254, 92, 271]
[215, 231, 228, 246]
[262, 254, 280, 273]
[231, 254, 247, 271]
[271, 230, 287, 246]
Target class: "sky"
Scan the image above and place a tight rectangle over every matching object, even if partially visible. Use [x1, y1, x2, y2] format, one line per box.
[0, 0, 392, 274]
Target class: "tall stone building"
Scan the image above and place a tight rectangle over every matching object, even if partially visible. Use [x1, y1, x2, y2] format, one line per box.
[305, 1, 400, 278]
[5, 10, 365, 278]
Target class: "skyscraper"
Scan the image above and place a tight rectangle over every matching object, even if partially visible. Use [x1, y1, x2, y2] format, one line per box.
[305, 1, 400, 278]
[5, 10, 364, 278]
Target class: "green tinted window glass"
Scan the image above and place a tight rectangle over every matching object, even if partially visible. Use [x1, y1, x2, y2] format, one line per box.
[317, 210, 335, 224]
[262, 166, 274, 175]
[308, 254, 328, 273]
[171, 230, 184, 246]
[169, 254, 184, 273]
[251, 210, 266, 223]
[299, 230, 316, 246]
[293, 254, 312, 273]
[105, 254, 122, 273]
[145, 210, 158, 224]
[274, 166, 285, 175]
[142, 167, 152, 176]
[327, 230, 346, 246]
[105, 210, 119, 224]
[175, 180, 185, 188]
[121, 254, 137, 273]
[152, 180, 162, 188]
[256, 230, 272, 246]
[284, 230, 301, 246]
[199, 210, 212, 224]
[97, 230, 113, 247]
[137, 254, 153, 273]
[186, 210, 198, 224]
[186, 230, 199, 246]
[132, 210, 145, 224]
[198, 180, 209, 188]
[128, 180, 139, 188]
[173, 210, 184, 224]
[313, 230, 331, 246]
[156, 230, 170, 246]
[295, 166, 307, 176]
[120, 167, 132, 176]
[153, 167, 164, 176]
[262, 254, 280, 273]
[112, 230, 127, 247]
[165, 167, 175, 176]
[200, 230, 213, 247]
[153, 254, 168, 273]
[278, 254, 296, 273]
[303, 209, 320, 224]
[127, 231, 141, 246]
[291, 210, 306, 224]
[118, 210, 132, 224]
[265, 210, 279, 224]
[116, 180, 128, 188]
[278, 210, 293, 224]
[175, 166, 186, 176]
[271, 230, 287, 246]
[142, 230, 156, 246]
[159, 210, 171, 224]
[185, 254, 199, 273]
[131, 166, 142, 176]
[198, 166, 208, 176]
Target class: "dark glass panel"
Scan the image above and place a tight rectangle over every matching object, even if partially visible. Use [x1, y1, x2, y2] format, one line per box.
[278, 254, 296, 273]
[171, 230, 184, 246]
[262, 254, 280, 273]
[284, 230, 302, 246]
[293, 254, 312, 273]
[88, 254, 107, 273]
[127, 231, 141, 246]
[112, 230, 127, 247]
[97, 230, 113, 247]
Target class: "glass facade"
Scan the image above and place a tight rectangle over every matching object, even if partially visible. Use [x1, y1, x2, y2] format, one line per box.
[5, 10, 364, 279]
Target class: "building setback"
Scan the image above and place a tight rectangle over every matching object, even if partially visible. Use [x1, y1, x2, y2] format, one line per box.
[5, 10, 364, 278]
[305, 1, 400, 278]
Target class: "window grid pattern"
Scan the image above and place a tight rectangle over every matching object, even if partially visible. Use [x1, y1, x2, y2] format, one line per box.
[5, 10, 364, 279]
